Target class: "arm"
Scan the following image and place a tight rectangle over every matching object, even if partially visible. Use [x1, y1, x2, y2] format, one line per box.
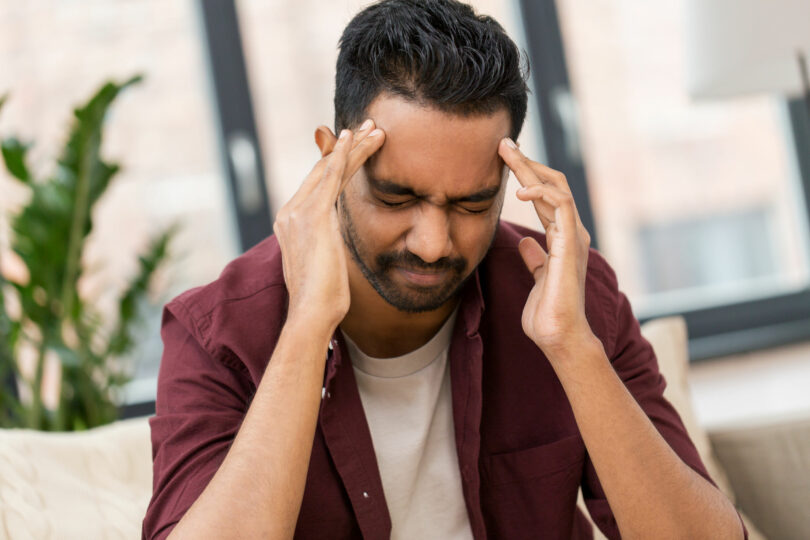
[160, 123, 385, 539]
[166, 320, 333, 539]
[498, 138, 744, 539]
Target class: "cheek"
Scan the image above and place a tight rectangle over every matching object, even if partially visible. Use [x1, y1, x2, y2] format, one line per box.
[449, 212, 500, 262]
[344, 193, 409, 247]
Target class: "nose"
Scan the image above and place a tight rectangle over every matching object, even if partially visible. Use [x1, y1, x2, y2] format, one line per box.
[405, 204, 453, 264]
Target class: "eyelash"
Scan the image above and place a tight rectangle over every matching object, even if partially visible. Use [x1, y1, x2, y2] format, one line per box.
[378, 198, 410, 208]
[377, 197, 487, 214]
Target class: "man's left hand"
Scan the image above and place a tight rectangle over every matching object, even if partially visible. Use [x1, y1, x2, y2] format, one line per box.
[498, 137, 596, 360]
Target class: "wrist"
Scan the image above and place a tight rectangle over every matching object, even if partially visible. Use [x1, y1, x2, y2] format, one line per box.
[543, 332, 610, 393]
[282, 312, 340, 350]
[286, 304, 344, 337]
[540, 328, 604, 365]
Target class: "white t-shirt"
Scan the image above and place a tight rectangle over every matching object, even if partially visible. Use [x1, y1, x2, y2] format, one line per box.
[343, 311, 473, 540]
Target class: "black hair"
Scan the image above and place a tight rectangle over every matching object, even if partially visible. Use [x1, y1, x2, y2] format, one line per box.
[335, 0, 529, 139]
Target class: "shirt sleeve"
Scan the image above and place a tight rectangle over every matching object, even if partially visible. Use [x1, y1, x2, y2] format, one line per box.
[580, 282, 747, 538]
[141, 302, 254, 540]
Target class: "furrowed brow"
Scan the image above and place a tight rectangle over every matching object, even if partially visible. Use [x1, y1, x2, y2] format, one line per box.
[367, 176, 420, 197]
[447, 185, 501, 204]
[367, 173, 501, 203]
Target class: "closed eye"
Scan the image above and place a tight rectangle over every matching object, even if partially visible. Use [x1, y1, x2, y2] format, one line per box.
[377, 196, 414, 207]
[459, 206, 488, 214]
[456, 203, 491, 214]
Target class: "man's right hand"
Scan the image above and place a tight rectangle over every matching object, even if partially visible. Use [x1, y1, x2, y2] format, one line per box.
[167, 120, 385, 540]
[272, 119, 385, 333]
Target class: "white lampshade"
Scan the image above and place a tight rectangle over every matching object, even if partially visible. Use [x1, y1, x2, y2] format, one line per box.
[686, 0, 810, 100]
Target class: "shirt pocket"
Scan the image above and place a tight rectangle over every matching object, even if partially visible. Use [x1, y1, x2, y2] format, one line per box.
[480, 434, 586, 538]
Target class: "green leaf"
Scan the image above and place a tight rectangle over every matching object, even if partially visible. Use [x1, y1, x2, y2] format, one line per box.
[107, 224, 177, 358]
[56, 76, 143, 321]
[1, 138, 32, 183]
[0, 75, 168, 431]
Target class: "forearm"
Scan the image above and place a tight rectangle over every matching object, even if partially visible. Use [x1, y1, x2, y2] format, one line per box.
[169, 318, 333, 540]
[549, 336, 743, 539]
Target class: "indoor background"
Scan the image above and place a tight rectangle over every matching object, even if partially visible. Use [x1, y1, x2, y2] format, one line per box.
[1, 1, 808, 538]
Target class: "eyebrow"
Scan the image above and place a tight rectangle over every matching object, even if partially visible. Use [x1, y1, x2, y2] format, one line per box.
[367, 175, 501, 204]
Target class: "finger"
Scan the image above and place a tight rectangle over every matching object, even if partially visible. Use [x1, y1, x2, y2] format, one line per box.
[287, 126, 355, 209]
[517, 182, 583, 235]
[515, 185, 556, 230]
[518, 236, 548, 281]
[499, 138, 571, 192]
[341, 128, 385, 193]
[320, 129, 353, 193]
[351, 118, 376, 150]
[499, 138, 541, 189]
[525, 160, 570, 194]
[283, 157, 329, 209]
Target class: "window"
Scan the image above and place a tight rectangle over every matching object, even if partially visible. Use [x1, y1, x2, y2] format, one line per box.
[0, 0, 245, 411]
[519, 0, 810, 359]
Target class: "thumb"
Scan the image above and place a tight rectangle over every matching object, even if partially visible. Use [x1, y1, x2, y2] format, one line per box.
[518, 236, 548, 280]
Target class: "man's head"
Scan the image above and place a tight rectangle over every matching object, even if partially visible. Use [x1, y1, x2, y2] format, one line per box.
[320, 0, 529, 314]
[334, 0, 528, 139]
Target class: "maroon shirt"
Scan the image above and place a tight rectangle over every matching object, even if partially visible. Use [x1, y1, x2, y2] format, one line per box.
[143, 221, 718, 539]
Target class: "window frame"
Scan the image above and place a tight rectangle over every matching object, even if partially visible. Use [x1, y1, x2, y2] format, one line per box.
[517, 0, 810, 361]
[122, 0, 274, 418]
[198, 0, 274, 252]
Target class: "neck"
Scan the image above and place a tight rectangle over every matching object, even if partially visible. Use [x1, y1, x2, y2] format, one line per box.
[340, 267, 459, 359]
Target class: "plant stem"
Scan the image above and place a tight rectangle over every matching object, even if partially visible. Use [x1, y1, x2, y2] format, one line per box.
[59, 131, 97, 320]
[28, 339, 47, 429]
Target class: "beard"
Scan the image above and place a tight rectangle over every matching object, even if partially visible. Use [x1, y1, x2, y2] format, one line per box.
[338, 194, 477, 313]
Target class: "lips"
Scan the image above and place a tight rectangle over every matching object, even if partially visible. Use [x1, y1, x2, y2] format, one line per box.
[395, 267, 449, 287]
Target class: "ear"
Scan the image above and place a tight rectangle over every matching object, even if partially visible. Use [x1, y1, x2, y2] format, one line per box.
[315, 126, 338, 157]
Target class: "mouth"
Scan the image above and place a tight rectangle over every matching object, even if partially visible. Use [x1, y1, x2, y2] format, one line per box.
[395, 267, 450, 287]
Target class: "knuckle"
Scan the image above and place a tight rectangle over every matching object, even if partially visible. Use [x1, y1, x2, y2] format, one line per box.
[273, 220, 285, 239]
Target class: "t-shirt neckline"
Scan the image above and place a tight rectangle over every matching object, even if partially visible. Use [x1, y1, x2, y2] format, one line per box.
[342, 308, 459, 379]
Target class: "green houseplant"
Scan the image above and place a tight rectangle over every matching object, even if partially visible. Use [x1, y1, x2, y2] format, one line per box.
[0, 76, 175, 431]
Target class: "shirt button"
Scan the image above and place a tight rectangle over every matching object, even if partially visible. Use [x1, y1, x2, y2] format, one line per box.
[321, 387, 326, 399]
[362, 491, 369, 498]
[328, 340, 334, 351]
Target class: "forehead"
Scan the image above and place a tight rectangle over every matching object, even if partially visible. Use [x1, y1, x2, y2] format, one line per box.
[364, 94, 511, 194]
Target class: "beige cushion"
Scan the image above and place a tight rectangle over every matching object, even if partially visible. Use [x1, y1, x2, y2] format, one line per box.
[0, 417, 152, 539]
[710, 416, 810, 540]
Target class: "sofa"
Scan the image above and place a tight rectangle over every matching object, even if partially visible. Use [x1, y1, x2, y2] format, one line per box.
[1, 318, 806, 539]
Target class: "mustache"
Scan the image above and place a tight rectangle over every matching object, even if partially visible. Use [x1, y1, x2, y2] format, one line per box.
[376, 250, 467, 274]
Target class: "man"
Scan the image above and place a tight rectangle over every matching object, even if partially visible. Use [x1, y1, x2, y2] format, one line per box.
[143, 1, 745, 538]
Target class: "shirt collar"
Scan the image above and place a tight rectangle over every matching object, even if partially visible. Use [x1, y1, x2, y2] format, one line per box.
[326, 266, 486, 388]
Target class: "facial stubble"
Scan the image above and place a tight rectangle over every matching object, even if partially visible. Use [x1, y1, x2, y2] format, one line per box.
[337, 193, 498, 313]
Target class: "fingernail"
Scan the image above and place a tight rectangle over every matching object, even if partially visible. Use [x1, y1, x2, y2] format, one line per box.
[360, 119, 373, 131]
[368, 128, 382, 137]
[339, 129, 350, 140]
[504, 137, 517, 150]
